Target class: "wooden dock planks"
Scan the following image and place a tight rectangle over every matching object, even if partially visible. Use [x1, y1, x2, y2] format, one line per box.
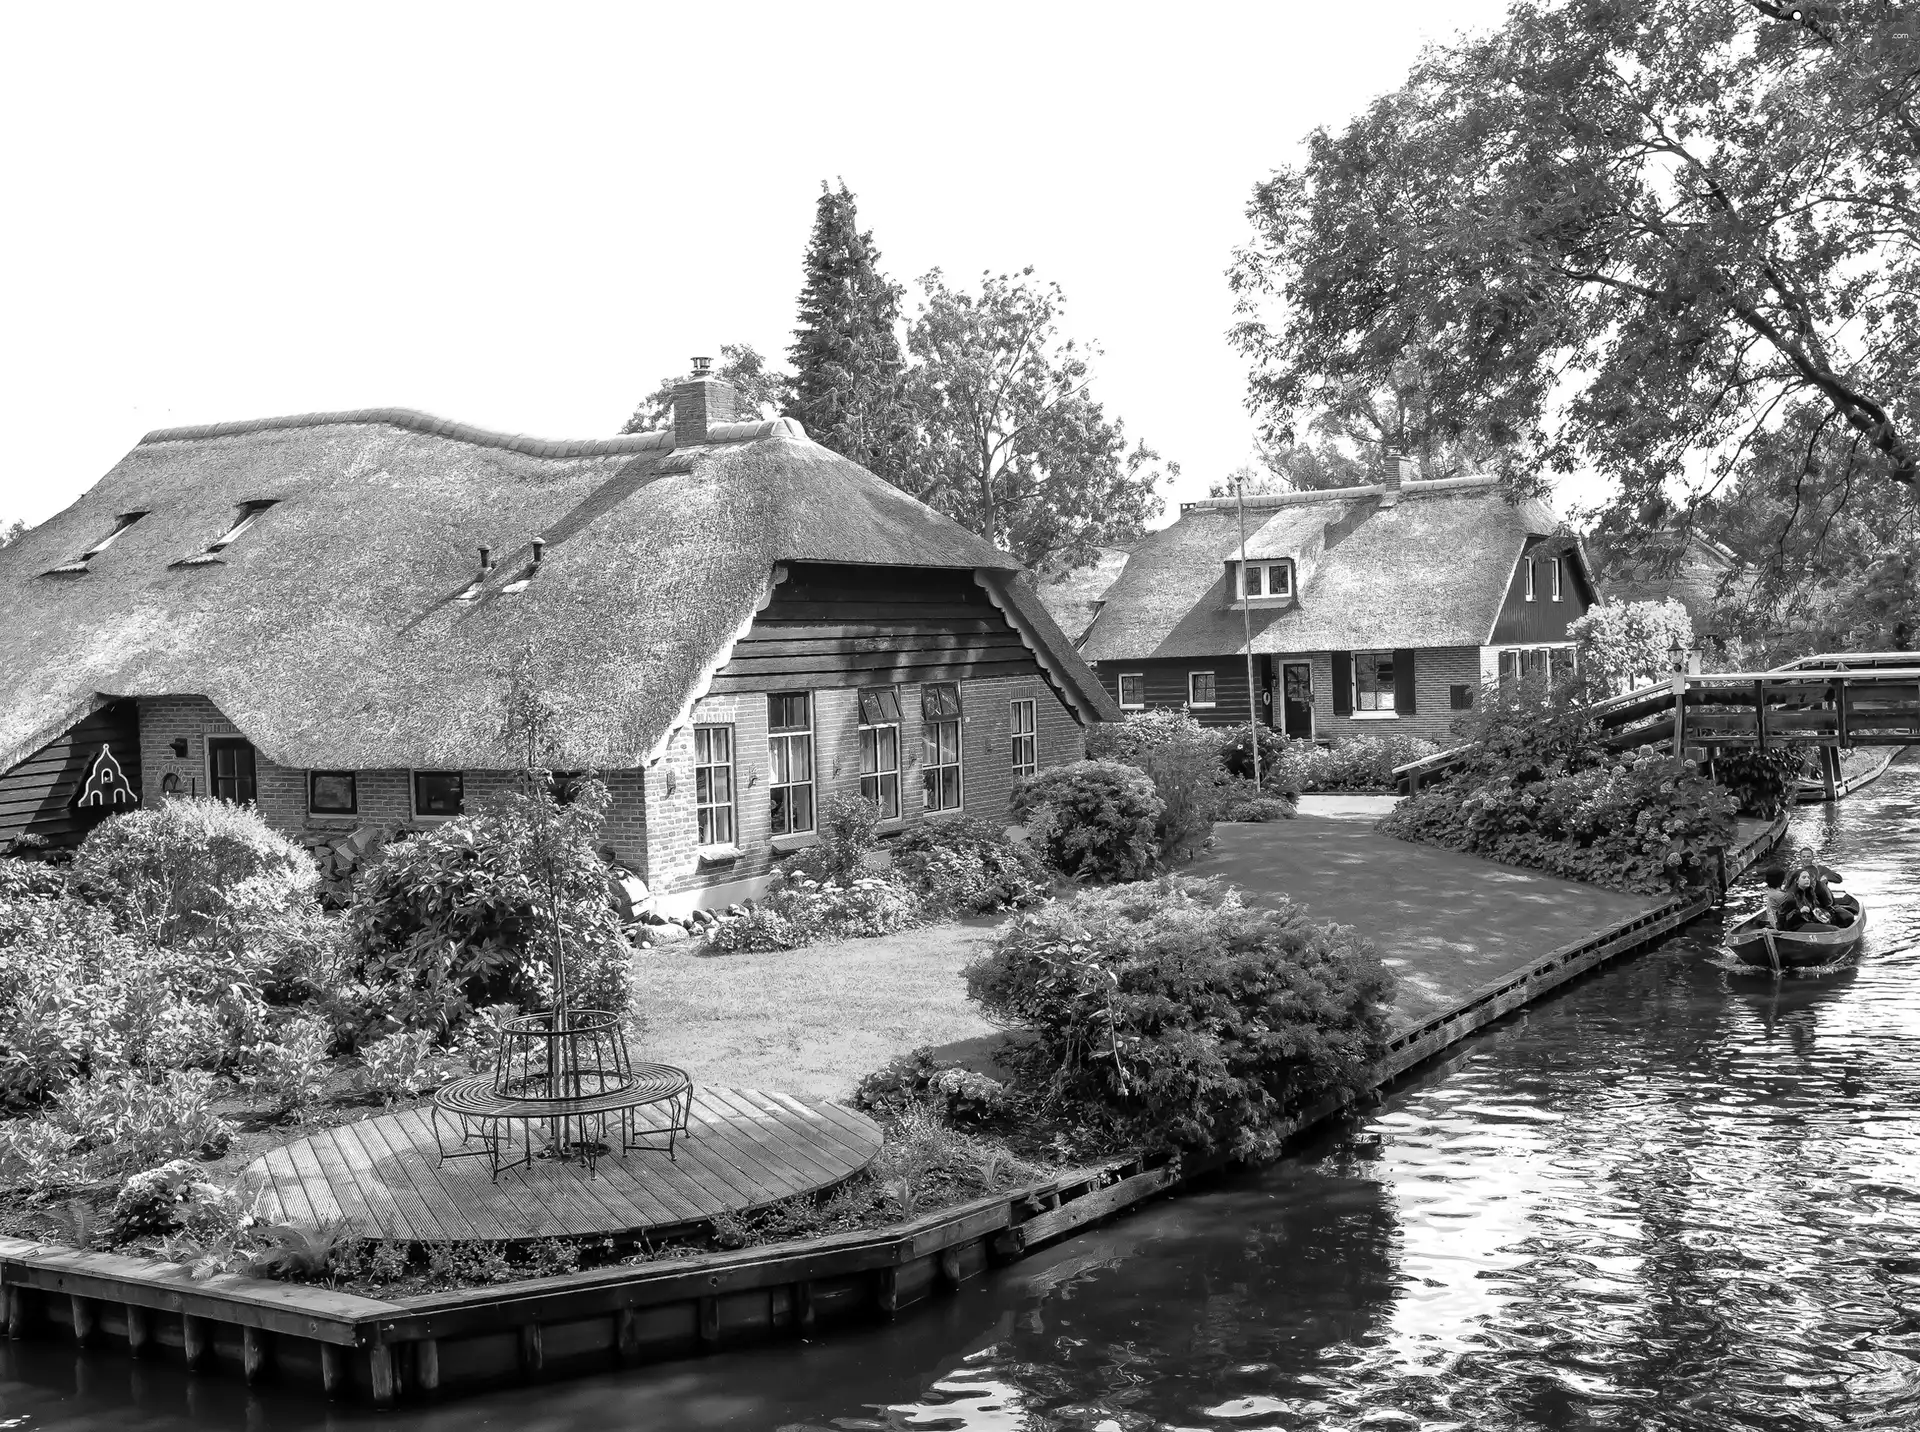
[246, 1089, 881, 1243]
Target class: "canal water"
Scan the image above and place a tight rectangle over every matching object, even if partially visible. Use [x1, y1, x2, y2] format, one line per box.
[3, 757, 1916, 1431]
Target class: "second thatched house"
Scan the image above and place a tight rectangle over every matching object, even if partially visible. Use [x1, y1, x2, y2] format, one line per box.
[1076, 456, 1599, 744]
[0, 364, 1115, 912]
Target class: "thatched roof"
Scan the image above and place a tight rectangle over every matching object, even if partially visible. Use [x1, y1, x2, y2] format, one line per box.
[1035, 545, 1133, 643]
[1597, 530, 1745, 629]
[1080, 476, 1584, 662]
[0, 408, 1114, 774]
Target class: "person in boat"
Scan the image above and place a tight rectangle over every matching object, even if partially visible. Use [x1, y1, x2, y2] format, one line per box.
[1759, 866, 1800, 930]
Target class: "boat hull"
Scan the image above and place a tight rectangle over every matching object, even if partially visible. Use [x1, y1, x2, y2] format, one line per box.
[1727, 899, 1866, 969]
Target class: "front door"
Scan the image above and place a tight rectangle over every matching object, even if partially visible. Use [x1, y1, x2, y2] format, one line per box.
[206, 737, 258, 805]
[1281, 661, 1315, 740]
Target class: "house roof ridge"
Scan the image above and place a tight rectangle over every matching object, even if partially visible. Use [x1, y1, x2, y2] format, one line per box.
[1179, 474, 1499, 513]
[137, 408, 683, 460]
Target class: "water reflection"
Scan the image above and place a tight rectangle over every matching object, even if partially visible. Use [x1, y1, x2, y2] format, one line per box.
[4, 760, 1917, 1431]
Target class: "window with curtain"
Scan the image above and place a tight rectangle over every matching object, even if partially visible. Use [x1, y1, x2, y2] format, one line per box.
[1188, 671, 1217, 707]
[1118, 673, 1144, 708]
[858, 686, 902, 820]
[1352, 650, 1396, 711]
[922, 682, 963, 812]
[1009, 699, 1037, 780]
[694, 725, 735, 846]
[767, 693, 815, 835]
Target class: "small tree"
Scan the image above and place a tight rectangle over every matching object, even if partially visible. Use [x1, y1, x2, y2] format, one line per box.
[1569, 598, 1695, 695]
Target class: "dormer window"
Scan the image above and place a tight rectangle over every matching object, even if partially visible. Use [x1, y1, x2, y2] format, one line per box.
[1236, 560, 1293, 602]
[46, 511, 146, 574]
[174, 500, 277, 567]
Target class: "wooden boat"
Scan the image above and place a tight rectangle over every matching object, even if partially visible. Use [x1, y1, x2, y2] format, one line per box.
[1725, 894, 1867, 970]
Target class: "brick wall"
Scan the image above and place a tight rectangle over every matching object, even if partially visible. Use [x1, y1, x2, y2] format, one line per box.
[643, 673, 1087, 908]
[131, 695, 646, 865]
[1308, 644, 1484, 745]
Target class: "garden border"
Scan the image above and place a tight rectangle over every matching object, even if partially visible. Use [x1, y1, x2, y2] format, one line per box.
[0, 813, 1788, 1406]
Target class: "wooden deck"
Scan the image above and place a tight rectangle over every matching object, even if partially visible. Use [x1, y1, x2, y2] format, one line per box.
[243, 1087, 882, 1243]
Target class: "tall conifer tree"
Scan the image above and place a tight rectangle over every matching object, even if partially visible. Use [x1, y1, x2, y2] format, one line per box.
[788, 181, 909, 482]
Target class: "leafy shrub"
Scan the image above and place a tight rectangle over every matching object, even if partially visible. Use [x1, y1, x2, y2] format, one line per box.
[1011, 761, 1163, 884]
[1271, 735, 1441, 792]
[248, 1221, 354, 1281]
[112, 1158, 257, 1242]
[1214, 778, 1298, 823]
[964, 876, 1394, 1162]
[780, 794, 881, 884]
[1219, 724, 1290, 785]
[1085, 710, 1220, 765]
[851, 1046, 1015, 1127]
[347, 777, 632, 1033]
[355, 1029, 441, 1104]
[1, 1069, 230, 1192]
[704, 906, 801, 954]
[1382, 747, 1737, 893]
[240, 1013, 334, 1116]
[1713, 747, 1806, 819]
[73, 799, 317, 952]
[890, 817, 1053, 916]
[1137, 725, 1228, 864]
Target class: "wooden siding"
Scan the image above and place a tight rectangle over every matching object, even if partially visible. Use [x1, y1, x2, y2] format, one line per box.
[1093, 656, 1264, 729]
[709, 564, 1043, 695]
[1490, 538, 1592, 645]
[0, 701, 142, 848]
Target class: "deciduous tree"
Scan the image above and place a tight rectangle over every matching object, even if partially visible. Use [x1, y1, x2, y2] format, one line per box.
[1569, 597, 1696, 693]
[1230, 0, 1920, 617]
[0, 518, 24, 548]
[902, 268, 1171, 574]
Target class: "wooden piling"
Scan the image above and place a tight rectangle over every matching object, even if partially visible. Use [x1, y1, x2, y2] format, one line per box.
[68, 1295, 95, 1349]
[182, 1314, 210, 1372]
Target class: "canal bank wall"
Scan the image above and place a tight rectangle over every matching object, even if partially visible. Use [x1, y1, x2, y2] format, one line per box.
[0, 814, 1789, 1407]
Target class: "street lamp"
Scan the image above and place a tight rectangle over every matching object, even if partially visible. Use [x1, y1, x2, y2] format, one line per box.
[1669, 637, 1686, 675]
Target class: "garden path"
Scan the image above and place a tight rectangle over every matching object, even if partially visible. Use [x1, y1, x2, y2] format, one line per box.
[1195, 810, 1753, 1026]
[244, 1088, 881, 1243]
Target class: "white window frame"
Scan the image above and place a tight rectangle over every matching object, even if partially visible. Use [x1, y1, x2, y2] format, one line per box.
[1549, 557, 1563, 601]
[922, 683, 964, 813]
[694, 724, 737, 848]
[410, 769, 464, 821]
[858, 687, 902, 821]
[307, 771, 358, 818]
[1523, 557, 1537, 601]
[1237, 560, 1294, 601]
[1009, 698, 1038, 781]
[1351, 649, 1397, 715]
[767, 693, 816, 837]
[1187, 671, 1217, 708]
[1118, 673, 1145, 709]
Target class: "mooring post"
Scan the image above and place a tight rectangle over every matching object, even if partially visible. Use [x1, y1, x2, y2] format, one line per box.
[68, 1295, 96, 1349]
[368, 1346, 396, 1409]
[1822, 745, 1839, 803]
[181, 1315, 210, 1372]
[125, 1304, 150, 1359]
[938, 1249, 964, 1291]
[241, 1326, 271, 1385]
[519, 1322, 543, 1377]
[696, 1296, 720, 1349]
[615, 1307, 639, 1364]
[875, 1267, 900, 1320]
[413, 1338, 440, 1395]
[5, 1284, 27, 1340]
[793, 1281, 815, 1335]
[320, 1343, 347, 1399]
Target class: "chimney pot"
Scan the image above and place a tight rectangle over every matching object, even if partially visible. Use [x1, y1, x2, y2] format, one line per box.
[691, 355, 712, 377]
[479, 545, 492, 572]
[531, 538, 546, 566]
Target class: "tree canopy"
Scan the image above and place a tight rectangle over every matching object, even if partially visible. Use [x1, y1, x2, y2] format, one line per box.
[0, 518, 23, 549]
[1230, 0, 1920, 638]
[903, 268, 1171, 574]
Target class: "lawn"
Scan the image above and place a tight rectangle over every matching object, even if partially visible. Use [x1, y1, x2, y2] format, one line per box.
[627, 917, 1008, 1100]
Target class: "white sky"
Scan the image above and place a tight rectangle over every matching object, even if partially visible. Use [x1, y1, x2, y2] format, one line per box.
[1, 1, 1597, 536]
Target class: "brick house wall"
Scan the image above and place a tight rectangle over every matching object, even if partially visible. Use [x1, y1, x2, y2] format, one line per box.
[132, 695, 646, 865]
[644, 673, 1086, 911]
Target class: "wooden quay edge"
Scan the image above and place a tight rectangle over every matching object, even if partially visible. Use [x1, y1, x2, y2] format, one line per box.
[0, 813, 1788, 1404]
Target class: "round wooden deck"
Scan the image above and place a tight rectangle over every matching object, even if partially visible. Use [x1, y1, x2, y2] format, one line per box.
[242, 1087, 882, 1243]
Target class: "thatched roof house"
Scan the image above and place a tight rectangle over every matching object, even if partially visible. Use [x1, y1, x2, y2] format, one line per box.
[0, 368, 1114, 910]
[1595, 529, 1744, 637]
[1078, 457, 1599, 743]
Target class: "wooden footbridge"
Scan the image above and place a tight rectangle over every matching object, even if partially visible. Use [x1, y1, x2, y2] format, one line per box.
[1396, 651, 1920, 796]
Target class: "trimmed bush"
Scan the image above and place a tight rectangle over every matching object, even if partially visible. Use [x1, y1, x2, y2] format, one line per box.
[1214, 778, 1297, 822]
[964, 876, 1394, 1162]
[1011, 760, 1164, 884]
[1085, 710, 1219, 765]
[346, 777, 632, 1033]
[779, 794, 882, 885]
[890, 817, 1052, 916]
[1137, 726, 1226, 862]
[1271, 735, 1440, 793]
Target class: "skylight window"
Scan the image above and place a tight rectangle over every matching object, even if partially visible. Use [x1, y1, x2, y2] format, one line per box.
[208, 500, 277, 552]
[45, 511, 146, 575]
[173, 500, 278, 567]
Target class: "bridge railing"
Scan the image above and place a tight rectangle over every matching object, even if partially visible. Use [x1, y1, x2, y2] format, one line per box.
[1392, 662, 1920, 794]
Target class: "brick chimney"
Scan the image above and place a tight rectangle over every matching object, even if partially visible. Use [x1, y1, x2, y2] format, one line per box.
[1380, 448, 1417, 507]
[672, 356, 739, 447]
